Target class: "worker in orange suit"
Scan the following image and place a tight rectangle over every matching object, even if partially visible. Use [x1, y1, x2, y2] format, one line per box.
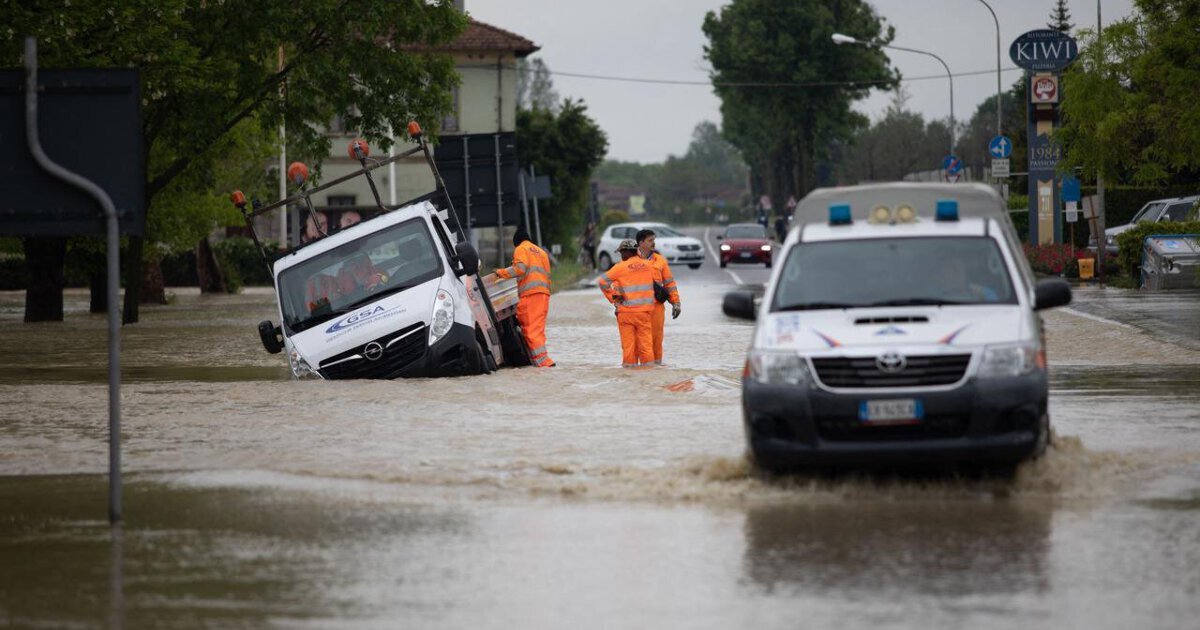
[635, 229, 682, 365]
[495, 228, 556, 367]
[597, 239, 657, 367]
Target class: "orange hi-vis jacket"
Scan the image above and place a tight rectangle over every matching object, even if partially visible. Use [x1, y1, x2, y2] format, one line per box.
[496, 240, 552, 296]
[646, 251, 680, 305]
[598, 258, 658, 313]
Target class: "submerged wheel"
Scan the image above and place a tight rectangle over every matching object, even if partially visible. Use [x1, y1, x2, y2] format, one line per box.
[1032, 412, 1051, 459]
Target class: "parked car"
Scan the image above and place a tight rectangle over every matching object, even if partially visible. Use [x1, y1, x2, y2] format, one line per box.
[717, 223, 773, 268]
[1089, 196, 1198, 254]
[596, 222, 705, 271]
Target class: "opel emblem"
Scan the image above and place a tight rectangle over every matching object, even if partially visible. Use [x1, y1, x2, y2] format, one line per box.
[876, 351, 906, 373]
[363, 341, 384, 361]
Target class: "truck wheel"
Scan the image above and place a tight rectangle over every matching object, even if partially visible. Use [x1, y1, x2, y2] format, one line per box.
[499, 318, 532, 367]
[598, 252, 612, 271]
[474, 326, 498, 373]
[1032, 412, 1051, 459]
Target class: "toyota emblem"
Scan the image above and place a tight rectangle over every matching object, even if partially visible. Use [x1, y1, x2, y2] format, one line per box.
[363, 341, 384, 361]
[875, 351, 906, 373]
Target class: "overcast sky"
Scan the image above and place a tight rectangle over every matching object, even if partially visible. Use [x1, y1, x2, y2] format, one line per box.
[465, 0, 1135, 164]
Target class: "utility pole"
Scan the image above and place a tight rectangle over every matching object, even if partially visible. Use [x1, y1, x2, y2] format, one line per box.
[1096, 0, 1106, 284]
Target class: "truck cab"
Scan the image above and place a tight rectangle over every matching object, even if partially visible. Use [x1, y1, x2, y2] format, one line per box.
[723, 183, 1072, 470]
[239, 125, 529, 379]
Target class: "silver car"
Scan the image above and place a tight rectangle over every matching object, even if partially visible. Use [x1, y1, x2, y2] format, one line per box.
[1090, 196, 1198, 254]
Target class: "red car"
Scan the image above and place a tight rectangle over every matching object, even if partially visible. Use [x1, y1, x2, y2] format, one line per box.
[718, 223, 773, 268]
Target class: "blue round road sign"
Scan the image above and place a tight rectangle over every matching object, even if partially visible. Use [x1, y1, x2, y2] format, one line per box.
[942, 155, 963, 175]
[988, 135, 1012, 159]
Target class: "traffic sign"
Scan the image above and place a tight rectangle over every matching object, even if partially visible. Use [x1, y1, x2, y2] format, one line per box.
[988, 135, 1012, 159]
[942, 155, 963, 183]
[1061, 175, 1081, 202]
[991, 158, 1010, 178]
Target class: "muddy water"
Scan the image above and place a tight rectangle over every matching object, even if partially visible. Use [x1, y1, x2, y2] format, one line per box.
[2, 282, 1200, 628]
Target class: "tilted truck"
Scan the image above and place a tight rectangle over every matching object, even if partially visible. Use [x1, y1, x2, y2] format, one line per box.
[230, 122, 530, 379]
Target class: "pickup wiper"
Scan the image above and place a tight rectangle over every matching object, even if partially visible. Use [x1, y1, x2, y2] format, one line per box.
[775, 301, 859, 311]
[866, 297, 968, 307]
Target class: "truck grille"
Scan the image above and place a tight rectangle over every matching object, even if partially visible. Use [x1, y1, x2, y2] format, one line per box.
[811, 354, 971, 389]
[319, 322, 427, 380]
[816, 414, 968, 441]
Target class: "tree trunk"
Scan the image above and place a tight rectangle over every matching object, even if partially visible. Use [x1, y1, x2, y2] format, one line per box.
[122, 236, 143, 324]
[89, 269, 106, 314]
[22, 237, 67, 322]
[141, 256, 167, 305]
[195, 237, 227, 294]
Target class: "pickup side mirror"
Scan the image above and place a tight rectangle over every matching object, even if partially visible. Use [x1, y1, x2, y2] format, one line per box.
[1034, 279, 1072, 311]
[456, 241, 480, 277]
[723, 290, 757, 320]
[258, 320, 283, 354]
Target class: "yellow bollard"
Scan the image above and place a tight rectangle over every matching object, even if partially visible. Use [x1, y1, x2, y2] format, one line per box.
[1078, 257, 1095, 280]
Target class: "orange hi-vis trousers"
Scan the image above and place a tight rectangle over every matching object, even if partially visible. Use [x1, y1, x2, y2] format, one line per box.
[617, 311, 654, 367]
[651, 302, 666, 365]
[517, 293, 555, 367]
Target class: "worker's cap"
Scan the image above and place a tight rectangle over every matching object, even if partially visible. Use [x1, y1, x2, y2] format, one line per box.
[616, 239, 638, 252]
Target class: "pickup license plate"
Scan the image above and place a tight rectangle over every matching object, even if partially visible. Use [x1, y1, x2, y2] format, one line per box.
[859, 399, 923, 425]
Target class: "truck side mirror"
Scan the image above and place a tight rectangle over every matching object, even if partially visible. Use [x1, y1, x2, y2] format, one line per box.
[258, 320, 283, 354]
[456, 241, 480, 276]
[723, 290, 757, 320]
[1034, 279, 1072, 311]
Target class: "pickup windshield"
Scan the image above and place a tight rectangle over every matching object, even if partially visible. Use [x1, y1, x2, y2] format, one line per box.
[278, 218, 443, 333]
[771, 236, 1017, 311]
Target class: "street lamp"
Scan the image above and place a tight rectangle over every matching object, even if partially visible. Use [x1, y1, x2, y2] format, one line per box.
[974, 0, 1002, 137]
[832, 33, 955, 157]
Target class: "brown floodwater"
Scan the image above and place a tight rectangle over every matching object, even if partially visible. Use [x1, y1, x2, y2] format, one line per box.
[1, 274, 1199, 629]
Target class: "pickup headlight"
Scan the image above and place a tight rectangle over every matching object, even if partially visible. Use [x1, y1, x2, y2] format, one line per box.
[746, 349, 810, 385]
[978, 342, 1043, 378]
[288, 349, 324, 380]
[720, 244, 731, 252]
[429, 289, 455, 345]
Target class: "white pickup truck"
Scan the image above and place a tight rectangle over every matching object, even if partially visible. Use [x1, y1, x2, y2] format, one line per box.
[232, 124, 530, 379]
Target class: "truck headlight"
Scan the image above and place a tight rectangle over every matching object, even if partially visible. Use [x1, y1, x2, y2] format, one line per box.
[429, 289, 455, 345]
[978, 342, 1043, 378]
[746, 349, 810, 385]
[288, 350, 324, 380]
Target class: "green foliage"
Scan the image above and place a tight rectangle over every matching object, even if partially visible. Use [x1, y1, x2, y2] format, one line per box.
[599, 210, 630, 233]
[1010, 210, 1029, 241]
[703, 0, 896, 202]
[1114, 220, 1200, 278]
[0, 0, 467, 254]
[1080, 185, 1199, 228]
[214, 237, 277, 288]
[1058, 2, 1200, 185]
[516, 99, 609, 250]
[835, 88, 952, 183]
[1007, 194, 1030, 210]
[1048, 0, 1074, 32]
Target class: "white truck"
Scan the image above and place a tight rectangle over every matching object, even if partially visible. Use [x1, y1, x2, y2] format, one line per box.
[723, 183, 1073, 471]
[231, 123, 530, 379]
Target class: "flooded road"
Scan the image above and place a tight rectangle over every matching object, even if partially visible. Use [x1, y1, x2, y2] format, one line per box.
[2, 250, 1199, 628]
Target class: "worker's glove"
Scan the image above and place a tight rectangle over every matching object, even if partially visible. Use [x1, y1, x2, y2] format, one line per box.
[671, 303, 682, 319]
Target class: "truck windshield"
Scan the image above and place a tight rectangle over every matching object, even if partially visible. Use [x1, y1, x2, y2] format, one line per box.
[278, 218, 443, 333]
[771, 236, 1017, 311]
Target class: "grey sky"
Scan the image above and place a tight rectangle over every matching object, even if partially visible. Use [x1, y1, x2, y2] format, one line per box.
[465, 0, 1135, 164]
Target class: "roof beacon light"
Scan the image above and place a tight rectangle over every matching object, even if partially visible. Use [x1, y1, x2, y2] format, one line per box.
[287, 162, 309, 187]
[895, 204, 917, 223]
[407, 121, 422, 139]
[935, 199, 959, 222]
[348, 138, 369, 159]
[868, 205, 891, 224]
[829, 203, 852, 225]
[230, 190, 247, 209]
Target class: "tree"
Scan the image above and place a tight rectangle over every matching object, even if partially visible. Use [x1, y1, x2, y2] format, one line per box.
[517, 57, 560, 113]
[1049, 0, 1075, 32]
[0, 0, 467, 322]
[703, 0, 897, 210]
[516, 99, 609, 253]
[1057, 0, 1200, 185]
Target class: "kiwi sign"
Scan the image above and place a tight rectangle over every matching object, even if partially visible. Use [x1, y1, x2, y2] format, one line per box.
[1009, 29, 1078, 72]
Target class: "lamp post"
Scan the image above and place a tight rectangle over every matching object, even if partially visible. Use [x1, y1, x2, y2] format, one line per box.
[974, 0, 1002, 137]
[832, 33, 955, 156]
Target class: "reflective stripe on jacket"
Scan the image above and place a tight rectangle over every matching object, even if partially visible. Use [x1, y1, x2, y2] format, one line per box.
[646, 251, 680, 305]
[598, 258, 658, 313]
[496, 240, 552, 297]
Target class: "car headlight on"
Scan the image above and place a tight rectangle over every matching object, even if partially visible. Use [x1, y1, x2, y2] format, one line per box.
[720, 244, 731, 252]
[429, 289, 455, 345]
[978, 342, 1044, 378]
[288, 350, 324, 380]
[746, 349, 810, 386]
[760, 244, 772, 252]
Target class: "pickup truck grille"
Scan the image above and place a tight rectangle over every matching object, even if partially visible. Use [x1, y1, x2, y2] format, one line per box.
[811, 354, 971, 389]
[319, 322, 427, 380]
[817, 414, 968, 442]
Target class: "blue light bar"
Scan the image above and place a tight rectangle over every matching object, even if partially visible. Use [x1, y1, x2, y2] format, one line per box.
[829, 203, 852, 225]
[935, 199, 959, 221]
